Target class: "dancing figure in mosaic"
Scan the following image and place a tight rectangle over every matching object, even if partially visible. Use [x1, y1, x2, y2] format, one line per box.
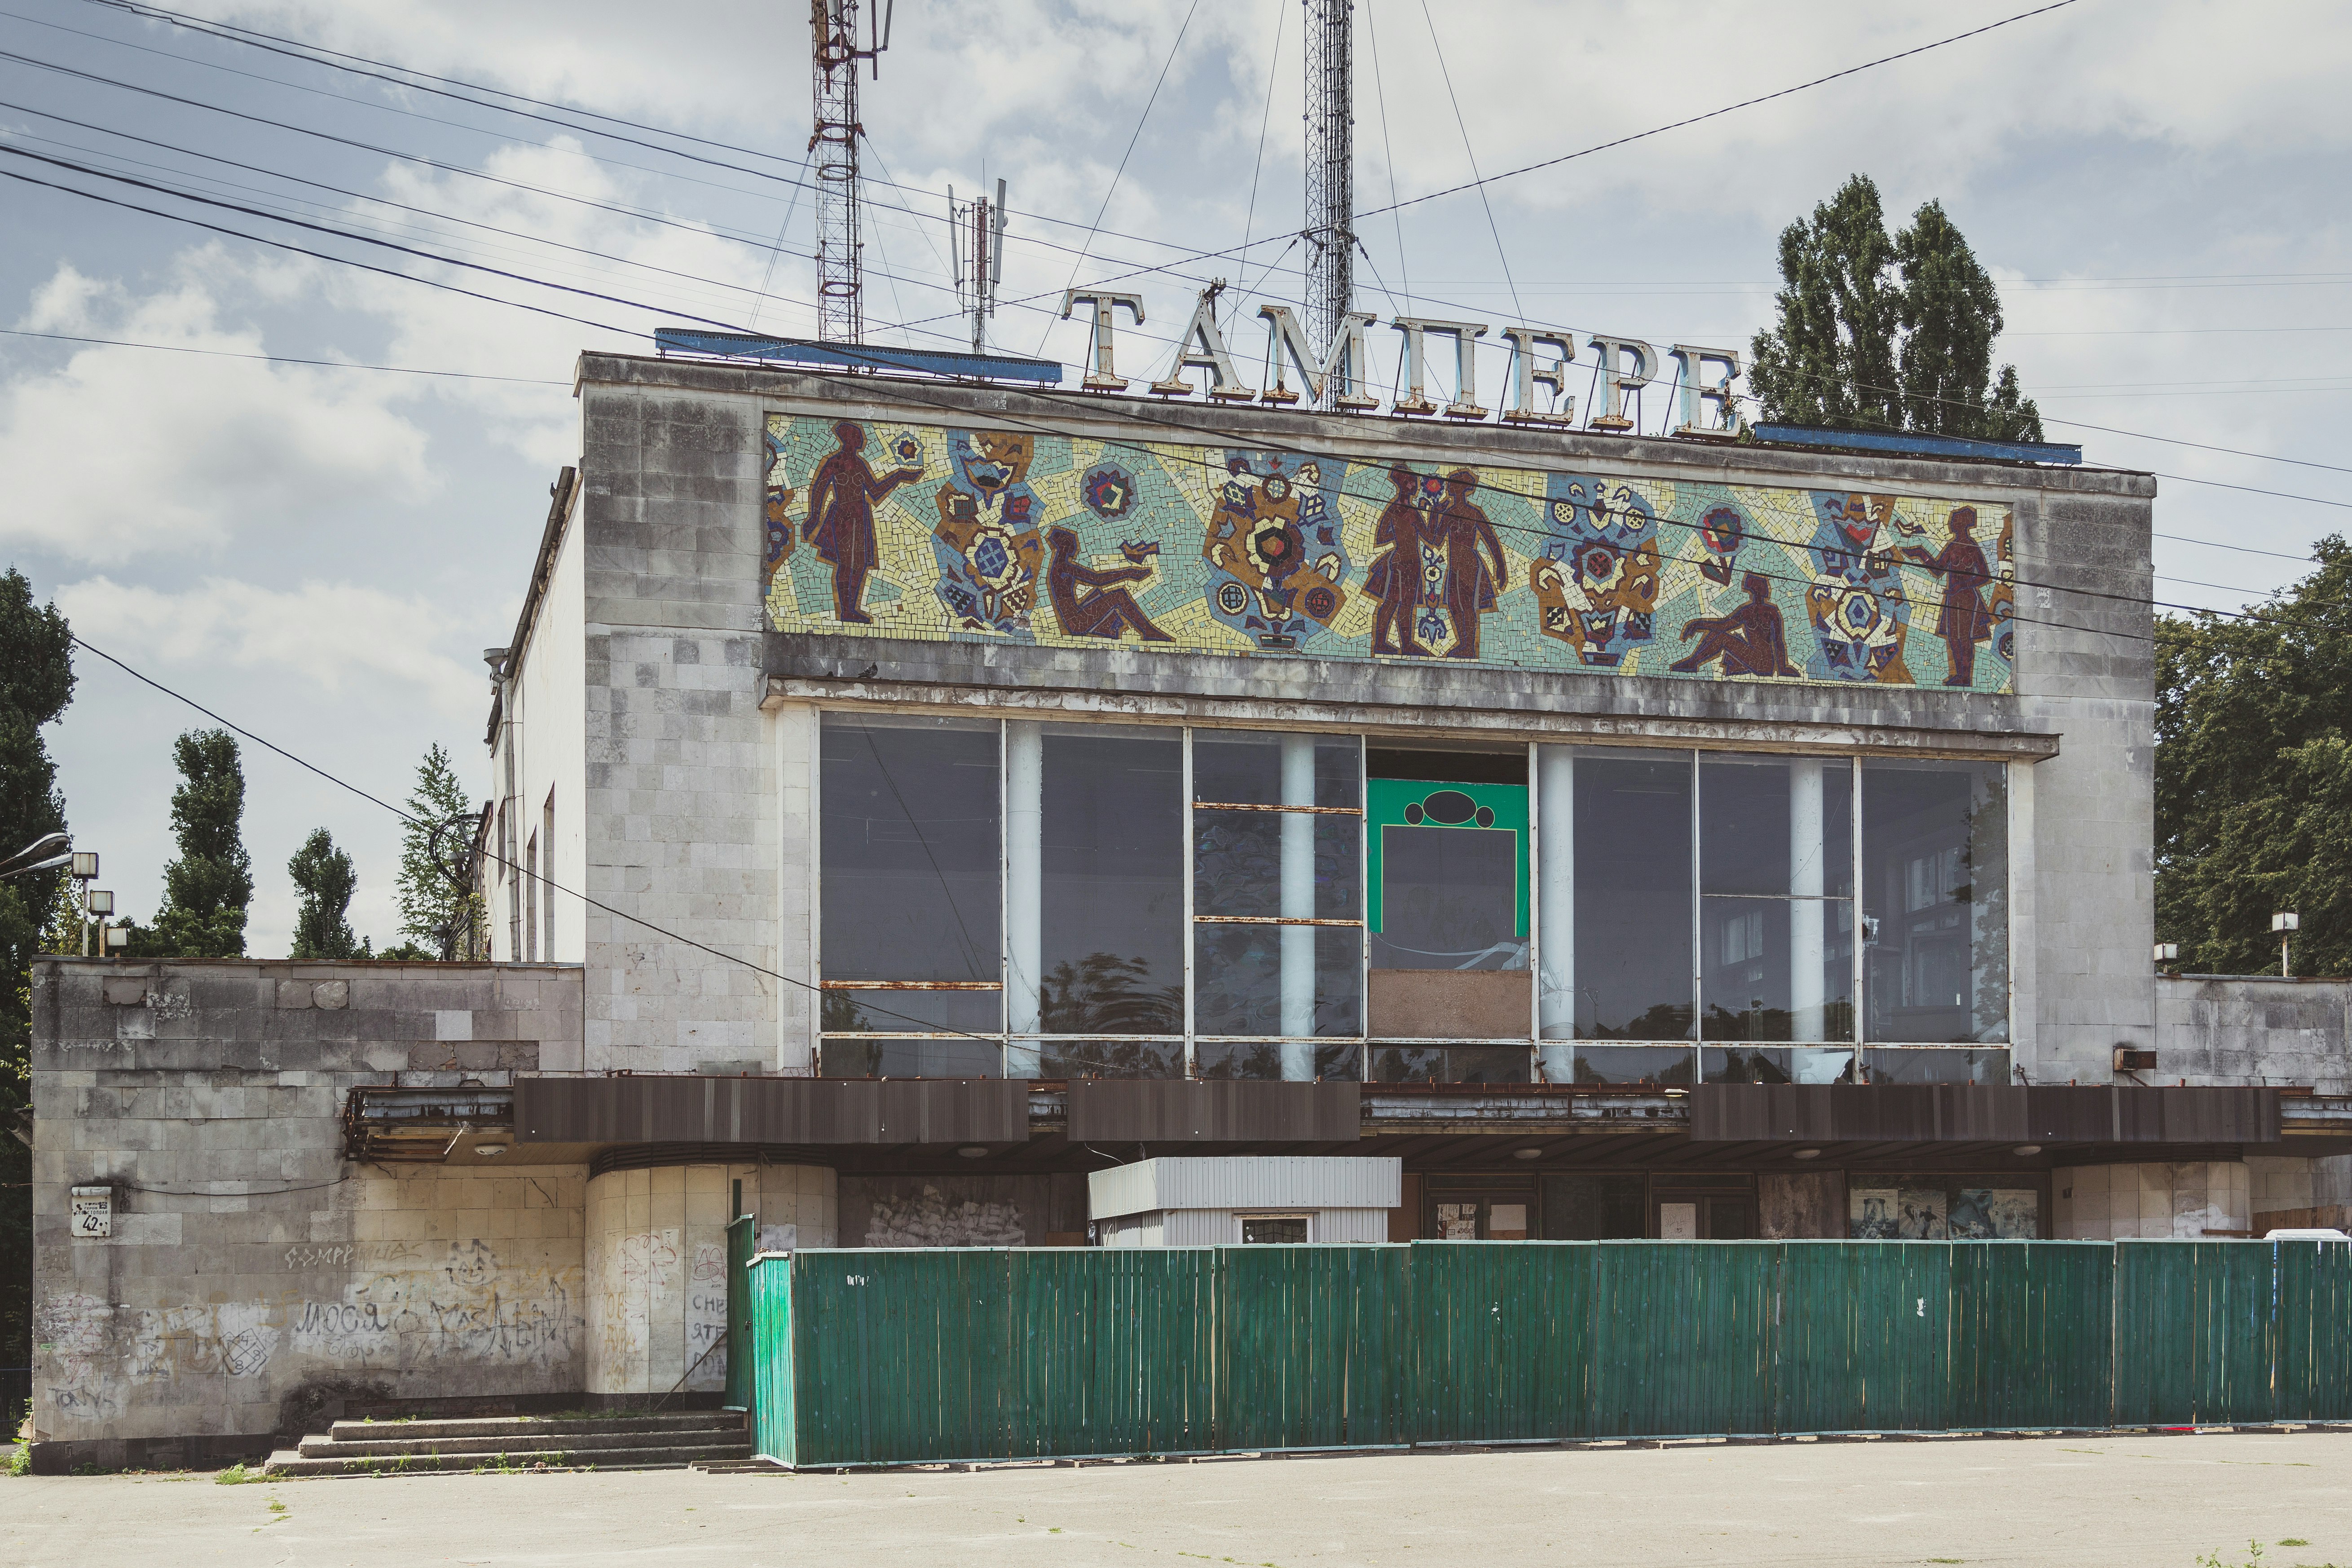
[1896, 506, 1995, 687]
[1362, 465, 1431, 656]
[1432, 470, 1507, 661]
[1669, 571, 1801, 677]
[1043, 526, 1175, 642]
[803, 421, 924, 623]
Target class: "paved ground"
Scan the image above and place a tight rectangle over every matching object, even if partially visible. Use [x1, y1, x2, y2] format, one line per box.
[6, 1432, 2349, 1567]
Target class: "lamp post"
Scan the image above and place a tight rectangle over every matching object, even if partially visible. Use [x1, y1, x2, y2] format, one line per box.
[87, 888, 114, 958]
[2153, 942, 2179, 971]
[2273, 912, 2300, 978]
[70, 851, 98, 957]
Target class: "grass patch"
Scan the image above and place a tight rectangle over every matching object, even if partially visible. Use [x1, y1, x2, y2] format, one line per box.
[214, 1462, 267, 1485]
[6, 1445, 28, 1479]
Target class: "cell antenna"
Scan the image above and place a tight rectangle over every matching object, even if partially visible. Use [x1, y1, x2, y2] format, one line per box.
[810, 0, 893, 346]
[1303, 0, 1354, 406]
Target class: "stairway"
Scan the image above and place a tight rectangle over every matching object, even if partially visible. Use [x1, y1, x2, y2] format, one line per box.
[263, 1410, 752, 1477]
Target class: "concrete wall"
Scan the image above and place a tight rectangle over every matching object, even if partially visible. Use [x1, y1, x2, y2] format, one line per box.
[583, 1163, 834, 1398]
[1758, 1172, 1845, 1238]
[2051, 1161, 2251, 1239]
[490, 479, 589, 972]
[838, 1173, 1089, 1248]
[2156, 976, 2352, 1092]
[577, 383, 780, 1074]
[28, 959, 586, 1466]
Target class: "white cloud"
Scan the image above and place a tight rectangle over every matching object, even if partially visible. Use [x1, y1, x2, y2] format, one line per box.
[0, 258, 438, 564]
[55, 574, 484, 723]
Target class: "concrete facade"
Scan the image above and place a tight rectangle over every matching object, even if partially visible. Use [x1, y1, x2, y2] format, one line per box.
[2157, 975, 2352, 1092]
[26, 959, 584, 1467]
[2050, 1161, 2252, 1239]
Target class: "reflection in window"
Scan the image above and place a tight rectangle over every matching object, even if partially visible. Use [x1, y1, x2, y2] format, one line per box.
[1699, 754, 1854, 1043]
[1038, 728, 1184, 1035]
[1573, 751, 1693, 1039]
[1862, 762, 2008, 1043]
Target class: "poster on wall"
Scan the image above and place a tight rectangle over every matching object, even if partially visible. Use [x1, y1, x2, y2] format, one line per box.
[1950, 1188, 2039, 1239]
[763, 414, 2018, 694]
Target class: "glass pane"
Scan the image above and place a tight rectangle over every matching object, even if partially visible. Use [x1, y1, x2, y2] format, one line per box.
[1368, 1044, 1529, 1084]
[819, 989, 1001, 1034]
[1372, 824, 1524, 969]
[1574, 751, 1694, 1039]
[1194, 731, 1360, 809]
[819, 1037, 1004, 1078]
[1194, 813, 1360, 921]
[1242, 1217, 1308, 1245]
[1862, 761, 2009, 1042]
[1864, 1047, 2010, 1085]
[1701, 1046, 1855, 1084]
[1541, 1173, 1647, 1240]
[1042, 729, 1184, 1034]
[1197, 1040, 1362, 1080]
[1571, 1045, 1696, 1085]
[1700, 896, 1854, 1042]
[1701, 754, 1852, 897]
[1037, 1039, 1183, 1079]
[820, 714, 1000, 983]
[1193, 925, 1362, 1037]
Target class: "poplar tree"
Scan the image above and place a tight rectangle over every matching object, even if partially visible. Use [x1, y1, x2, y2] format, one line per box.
[288, 828, 361, 960]
[396, 745, 484, 960]
[1750, 174, 2042, 442]
[127, 730, 254, 958]
[0, 566, 72, 1429]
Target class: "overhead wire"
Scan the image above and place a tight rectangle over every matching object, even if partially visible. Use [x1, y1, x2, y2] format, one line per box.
[0, 326, 570, 383]
[1417, 0, 1523, 330]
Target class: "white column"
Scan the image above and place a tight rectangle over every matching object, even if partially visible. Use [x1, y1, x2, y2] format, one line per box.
[1004, 721, 1044, 1077]
[1281, 735, 1317, 1079]
[1790, 758, 1827, 1041]
[1537, 744, 1575, 1080]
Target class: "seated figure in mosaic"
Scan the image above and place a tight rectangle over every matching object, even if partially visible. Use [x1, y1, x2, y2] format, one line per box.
[1043, 526, 1175, 643]
[1669, 571, 1801, 677]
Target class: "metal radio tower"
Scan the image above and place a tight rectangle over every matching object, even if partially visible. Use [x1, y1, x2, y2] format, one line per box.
[1302, 0, 1354, 403]
[809, 0, 893, 346]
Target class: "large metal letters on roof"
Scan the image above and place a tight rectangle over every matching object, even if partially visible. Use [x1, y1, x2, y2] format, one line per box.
[762, 412, 2018, 694]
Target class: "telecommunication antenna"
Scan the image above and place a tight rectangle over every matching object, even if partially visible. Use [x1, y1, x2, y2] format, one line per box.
[810, 0, 894, 346]
[950, 177, 1009, 353]
[1302, 0, 1354, 406]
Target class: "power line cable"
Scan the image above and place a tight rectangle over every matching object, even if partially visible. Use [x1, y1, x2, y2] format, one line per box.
[1362, 0, 1412, 321]
[0, 326, 569, 383]
[1236, 0, 1283, 300]
[1032, 0, 1202, 356]
[1418, 0, 1523, 330]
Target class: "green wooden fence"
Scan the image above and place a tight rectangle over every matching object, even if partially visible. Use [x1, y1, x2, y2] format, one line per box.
[747, 1239, 2349, 1469]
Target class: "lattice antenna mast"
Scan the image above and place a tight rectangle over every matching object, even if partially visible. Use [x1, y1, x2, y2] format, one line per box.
[1302, 0, 1355, 406]
[810, 0, 893, 346]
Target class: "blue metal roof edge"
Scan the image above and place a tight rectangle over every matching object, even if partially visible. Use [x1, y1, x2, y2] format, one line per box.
[652, 328, 1063, 385]
[1751, 422, 2081, 467]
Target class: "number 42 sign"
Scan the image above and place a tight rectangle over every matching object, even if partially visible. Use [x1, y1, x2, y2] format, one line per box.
[70, 1186, 111, 1239]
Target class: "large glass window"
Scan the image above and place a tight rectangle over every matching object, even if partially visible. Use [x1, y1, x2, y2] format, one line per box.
[1862, 760, 2009, 1044]
[818, 714, 1003, 1077]
[1700, 754, 1854, 1044]
[1035, 726, 1184, 1038]
[1572, 750, 1693, 1040]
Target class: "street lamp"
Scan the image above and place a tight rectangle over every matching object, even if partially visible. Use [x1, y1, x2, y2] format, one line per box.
[2153, 942, 2179, 966]
[70, 852, 99, 957]
[0, 831, 71, 881]
[2273, 912, 2300, 978]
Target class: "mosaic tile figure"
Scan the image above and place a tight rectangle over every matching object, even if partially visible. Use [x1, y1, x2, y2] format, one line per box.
[1895, 505, 1995, 687]
[1361, 464, 1432, 656]
[1043, 526, 1174, 642]
[1430, 469, 1508, 661]
[1802, 491, 1913, 683]
[1529, 473, 1661, 667]
[932, 432, 1045, 634]
[1669, 570, 1801, 678]
[802, 420, 925, 624]
[1201, 451, 1348, 652]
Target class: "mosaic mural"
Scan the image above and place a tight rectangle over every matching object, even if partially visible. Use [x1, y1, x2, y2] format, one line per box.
[763, 414, 2017, 693]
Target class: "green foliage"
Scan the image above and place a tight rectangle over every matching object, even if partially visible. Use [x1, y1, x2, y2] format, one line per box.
[7, 1440, 27, 1477]
[2157, 538, 2352, 975]
[0, 567, 73, 1416]
[1750, 174, 2042, 443]
[123, 731, 253, 959]
[396, 745, 484, 960]
[213, 1461, 264, 1485]
[287, 828, 359, 960]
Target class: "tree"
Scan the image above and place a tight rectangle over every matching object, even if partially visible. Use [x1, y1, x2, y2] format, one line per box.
[1751, 174, 2043, 443]
[2156, 537, 2352, 975]
[397, 744, 484, 960]
[0, 567, 72, 1433]
[125, 730, 254, 958]
[288, 828, 361, 960]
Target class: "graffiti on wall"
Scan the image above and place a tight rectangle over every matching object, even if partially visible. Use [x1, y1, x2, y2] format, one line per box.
[763, 415, 2018, 693]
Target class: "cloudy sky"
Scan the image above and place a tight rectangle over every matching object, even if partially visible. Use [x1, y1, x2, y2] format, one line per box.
[2, 0, 2347, 952]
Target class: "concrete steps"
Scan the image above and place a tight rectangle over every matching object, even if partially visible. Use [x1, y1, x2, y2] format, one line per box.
[264, 1411, 751, 1478]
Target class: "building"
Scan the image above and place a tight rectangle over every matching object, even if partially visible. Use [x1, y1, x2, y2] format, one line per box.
[27, 343, 2352, 1471]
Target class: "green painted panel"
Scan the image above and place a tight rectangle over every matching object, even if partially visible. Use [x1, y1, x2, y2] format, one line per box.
[1776, 1243, 1949, 1433]
[793, 1249, 1009, 1466]
[1365, 779, 1529, 941]
[1949, 1242, 2112, 1430]
[1412, 1242, 1592, 1444]
[748, 1254, 795, 1465]
[2114, 1241, 2277, 1426]
[1216, 1245, 1407, 1450]
[1006, 1248, 1217, 1457]
[2275, 1240, 2352, 1422]
[1591, 1242, 1775, 1436]
[724, 1215, 756, 1413]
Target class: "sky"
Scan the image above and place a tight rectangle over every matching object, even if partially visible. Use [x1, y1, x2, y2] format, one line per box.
[1, 0, 2347, 953]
